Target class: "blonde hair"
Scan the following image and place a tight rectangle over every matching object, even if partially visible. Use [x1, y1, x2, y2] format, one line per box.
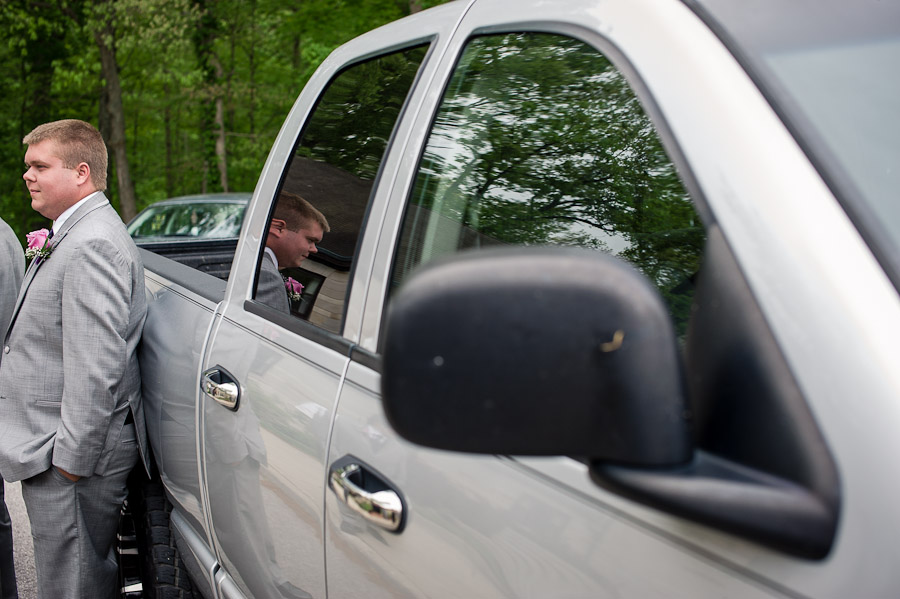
[23, 119, 108, 191]
[274, 191, 330, 233]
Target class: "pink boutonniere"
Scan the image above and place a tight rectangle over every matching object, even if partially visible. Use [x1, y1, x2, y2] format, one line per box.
[25, 228, 53, 261]
[283, 276, 304, 302]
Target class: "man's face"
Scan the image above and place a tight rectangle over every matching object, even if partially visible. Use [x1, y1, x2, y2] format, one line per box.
[23, 140, 83, 220]
[281, 221, 324, 268]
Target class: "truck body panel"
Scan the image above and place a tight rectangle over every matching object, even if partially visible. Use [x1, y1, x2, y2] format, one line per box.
[135, 0, 900, 597]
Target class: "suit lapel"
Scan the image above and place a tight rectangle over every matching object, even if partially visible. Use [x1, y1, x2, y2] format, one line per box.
[4, 195, 110, 342]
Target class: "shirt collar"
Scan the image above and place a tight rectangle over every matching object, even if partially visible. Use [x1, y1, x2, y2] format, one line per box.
[264, 246, 279, 270]
[53, 191, 103, 235]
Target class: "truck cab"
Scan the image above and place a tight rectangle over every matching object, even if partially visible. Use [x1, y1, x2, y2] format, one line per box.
[137, 0, 900, 597]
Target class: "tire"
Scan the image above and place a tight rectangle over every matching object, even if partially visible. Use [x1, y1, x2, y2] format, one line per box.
[128, 473, 196, 599]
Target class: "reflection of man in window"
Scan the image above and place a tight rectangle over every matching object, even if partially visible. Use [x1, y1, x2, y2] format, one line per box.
[257, 191, 330, 313]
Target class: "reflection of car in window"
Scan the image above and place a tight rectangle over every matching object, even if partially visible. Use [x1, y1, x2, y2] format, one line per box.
[127, 193, 251, 279]
[128, 193, 250, 240]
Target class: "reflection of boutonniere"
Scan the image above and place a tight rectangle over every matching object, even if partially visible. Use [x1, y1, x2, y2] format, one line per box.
[283, 276, 304, 302]
[25, 228, 53, 261]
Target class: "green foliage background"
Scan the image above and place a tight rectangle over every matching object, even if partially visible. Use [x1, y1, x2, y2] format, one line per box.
[0, 0, 449, 244]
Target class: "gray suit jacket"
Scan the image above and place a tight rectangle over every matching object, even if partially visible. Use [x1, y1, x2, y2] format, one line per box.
[256, 250, 290, 313]
[0, 194, 149, 481]
[0, 218, 24, 344]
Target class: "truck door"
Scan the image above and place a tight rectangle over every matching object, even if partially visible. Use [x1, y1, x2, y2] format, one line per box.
[325, 1, 846, 597]
[195, 13, 441, 599]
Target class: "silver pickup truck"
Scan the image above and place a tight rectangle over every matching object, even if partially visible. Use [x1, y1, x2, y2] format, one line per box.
[133, 0, 900, 597]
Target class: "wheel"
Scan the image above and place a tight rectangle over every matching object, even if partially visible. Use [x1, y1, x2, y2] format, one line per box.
[127, 472, 195, 599]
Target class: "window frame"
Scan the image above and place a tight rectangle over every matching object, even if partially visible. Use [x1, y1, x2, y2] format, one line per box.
[387, 31, 705, 338]
[366, 24, 712, 357]
[246, 41, 435, 340]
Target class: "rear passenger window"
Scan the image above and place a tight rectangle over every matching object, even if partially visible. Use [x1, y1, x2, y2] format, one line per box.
[391, 33, 704, 335]
[253, 45, 428, 333]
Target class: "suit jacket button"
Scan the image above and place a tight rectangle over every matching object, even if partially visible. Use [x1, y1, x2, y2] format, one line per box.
[3, 347, 8, 354]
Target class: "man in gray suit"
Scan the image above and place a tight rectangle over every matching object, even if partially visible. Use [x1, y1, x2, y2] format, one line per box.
[256, 191, 328, 313]
[0, 217, 23, 339]
[0, 119, 149, 599]
[0, 217, 23, 599]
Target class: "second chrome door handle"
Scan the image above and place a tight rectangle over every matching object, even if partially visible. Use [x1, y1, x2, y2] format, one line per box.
[329, 457, 405, 533]
[201, 366, 240, 410]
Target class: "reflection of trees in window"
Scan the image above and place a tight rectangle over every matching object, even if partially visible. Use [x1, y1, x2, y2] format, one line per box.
[280, 45, 428, 266]
[405, 33, 703, 332]
[296, 45, 428, 181]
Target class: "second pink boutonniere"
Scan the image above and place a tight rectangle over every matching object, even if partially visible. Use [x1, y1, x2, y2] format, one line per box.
[283, 276, 304, 302]
[25, 228, 53, 261]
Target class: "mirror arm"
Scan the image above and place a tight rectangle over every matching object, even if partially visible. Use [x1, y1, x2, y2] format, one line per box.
[590, 451, 838, 560]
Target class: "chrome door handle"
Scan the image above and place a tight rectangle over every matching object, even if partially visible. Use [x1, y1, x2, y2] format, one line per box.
[201, 366, 240, 410]
[329, 458, 405, 533]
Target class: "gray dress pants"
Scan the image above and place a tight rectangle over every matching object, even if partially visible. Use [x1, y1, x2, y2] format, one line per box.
[21, 423, 138, 599]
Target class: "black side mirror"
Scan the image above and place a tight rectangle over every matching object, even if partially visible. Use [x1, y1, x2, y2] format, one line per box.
[381, 247, 840, 559]
[382, 247, 692, 466]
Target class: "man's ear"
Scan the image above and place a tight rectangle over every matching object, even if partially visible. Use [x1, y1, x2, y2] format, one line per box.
[74, 162, 91, 185]
[268, 218, 286, 238]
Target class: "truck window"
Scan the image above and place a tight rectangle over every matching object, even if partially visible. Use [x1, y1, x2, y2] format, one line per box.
[390, 33, 704, 336]
[253, 45, 428, 333]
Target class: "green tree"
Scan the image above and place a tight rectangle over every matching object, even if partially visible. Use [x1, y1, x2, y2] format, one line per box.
[0, 0, 452, 244]
[0, 1, 75, 237]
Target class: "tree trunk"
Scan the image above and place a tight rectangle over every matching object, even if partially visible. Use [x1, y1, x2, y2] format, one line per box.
[95, 26, 138, 221]
[193, 0, 224, 193]
[211, 55, 228, 192]
[164, 82, 174, 198]
[215, 96, 228, 192]
[247, 1, 257, 136]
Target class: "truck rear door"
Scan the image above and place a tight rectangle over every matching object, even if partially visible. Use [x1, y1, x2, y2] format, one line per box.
[193, 5, 461, 597]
